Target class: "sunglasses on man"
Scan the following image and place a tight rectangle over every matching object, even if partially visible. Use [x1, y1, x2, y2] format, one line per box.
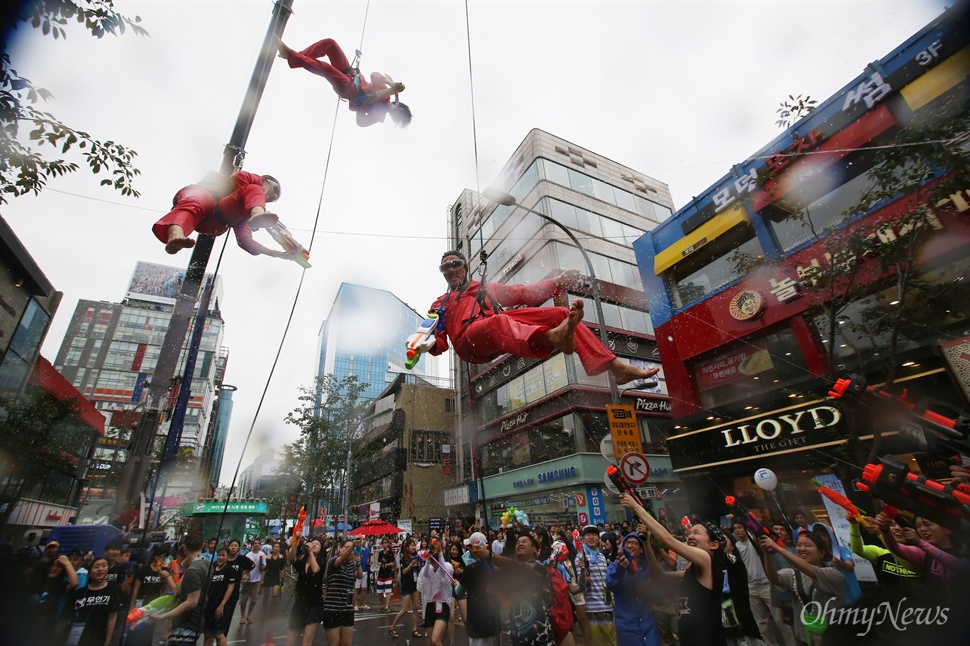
[439, 259, 465, 272]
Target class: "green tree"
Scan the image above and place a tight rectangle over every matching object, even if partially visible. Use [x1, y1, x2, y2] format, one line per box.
[0, 388, 95, 525]
[1, 1, 147, 203]
[284, 375, 369, 526]
[775, 94, 817, 129]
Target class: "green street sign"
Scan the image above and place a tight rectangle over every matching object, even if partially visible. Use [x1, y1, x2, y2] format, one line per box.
[185, 501, 268, 515]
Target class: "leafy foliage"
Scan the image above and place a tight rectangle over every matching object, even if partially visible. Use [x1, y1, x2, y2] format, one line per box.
[775, 94, 818, 129]
[0, 1, 147, 203]
[283, 375, 370, 520]
[0, 387, 95, 523]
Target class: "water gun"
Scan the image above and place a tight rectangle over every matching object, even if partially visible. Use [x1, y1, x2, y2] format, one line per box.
[405, 310, 443, 370]
[546, 541, 569, 566]
[681, 516, 692, 533]
[572, 529, 583, 555]
[266, 221, 311, 268]
[830, 374, 970, 460]
[293, 506, 306, 544]
[855, 454, 970, 523]
[724, 495, 784, 549]
[127, 595, 176, 629]
[606, 465, 646, 508]
[619, 545, 639, 572]
[811, 478, 876, 531]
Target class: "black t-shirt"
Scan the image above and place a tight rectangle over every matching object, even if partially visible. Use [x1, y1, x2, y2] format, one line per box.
[226, 554, 254, 602]
[377, 549, 395, 579]
[459, 559, 501, 638]
[69, 582, 124, 646]
[294, 556, 325, 608]
[207, 564, 241, 611]
[172, 558, 211, 633]
[506, 561, 554, 646]
[134, 565, 166, 605]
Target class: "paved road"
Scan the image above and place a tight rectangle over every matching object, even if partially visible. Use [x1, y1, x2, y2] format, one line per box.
[126, 593, 482, 645]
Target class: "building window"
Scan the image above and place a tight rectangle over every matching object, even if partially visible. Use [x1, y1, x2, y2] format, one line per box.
[480, 413, 576, 476]
[445, 398, 454, 412]
[762, 161, 879, 252]
[691, 325, 807, 409]
[411, 430, 447, 463]
[669, 221, 763, 309]
[0, 299, 50, 392]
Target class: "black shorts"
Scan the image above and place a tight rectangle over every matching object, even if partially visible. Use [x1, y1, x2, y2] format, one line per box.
[322, 611, 355, 629]
[401, 574, 417, 595]
[289, 601, 325, 630]
[422, 602, 451, 628]
[203, 607, 233, 636]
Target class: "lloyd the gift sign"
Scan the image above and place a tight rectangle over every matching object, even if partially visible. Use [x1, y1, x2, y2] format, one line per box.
[668, 402, 845, 472]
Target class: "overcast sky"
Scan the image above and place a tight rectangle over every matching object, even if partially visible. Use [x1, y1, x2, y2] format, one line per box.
[2, 0, 949, 486]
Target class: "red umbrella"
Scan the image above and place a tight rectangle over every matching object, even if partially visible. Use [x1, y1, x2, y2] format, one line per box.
[347, 519, 404, 536]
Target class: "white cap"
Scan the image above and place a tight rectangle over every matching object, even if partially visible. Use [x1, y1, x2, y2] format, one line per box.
[463, 532, 488, 547]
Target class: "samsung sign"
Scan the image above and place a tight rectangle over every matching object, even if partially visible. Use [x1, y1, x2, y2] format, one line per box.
[513, 466, 579, 489]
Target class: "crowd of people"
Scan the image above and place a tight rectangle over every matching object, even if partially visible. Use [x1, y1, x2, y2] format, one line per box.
[7, 483, 969, 646]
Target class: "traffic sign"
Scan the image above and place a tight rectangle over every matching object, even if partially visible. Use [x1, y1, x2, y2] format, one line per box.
[619, 452, 651, 485]
[607, 404, 642, 460]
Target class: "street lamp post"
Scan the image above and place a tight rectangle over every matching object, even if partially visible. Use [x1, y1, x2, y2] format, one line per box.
[481, 188, 620, 404]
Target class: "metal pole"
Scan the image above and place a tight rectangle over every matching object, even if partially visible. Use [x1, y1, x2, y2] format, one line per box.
[117, 0, 295, 519]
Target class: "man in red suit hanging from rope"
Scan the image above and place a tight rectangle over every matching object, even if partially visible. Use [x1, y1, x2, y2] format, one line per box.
[152, 171, 292, 259]
[426, 251, 662, 385]
[276, 36, 412, 129]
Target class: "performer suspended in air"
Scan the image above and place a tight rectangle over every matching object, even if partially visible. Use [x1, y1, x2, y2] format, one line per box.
[151, 171, 295, 260]
[424, 251, 662, 385]
[276, 36, 412, 129]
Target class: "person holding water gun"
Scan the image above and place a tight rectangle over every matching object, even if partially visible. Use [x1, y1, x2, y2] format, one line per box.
[425, 251, 661, 386]
[606, 532, 660, 646]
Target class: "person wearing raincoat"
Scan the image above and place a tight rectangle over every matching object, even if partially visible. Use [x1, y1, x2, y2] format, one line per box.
[605, 532, 659, 646]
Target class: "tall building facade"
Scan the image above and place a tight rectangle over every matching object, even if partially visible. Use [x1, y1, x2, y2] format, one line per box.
[0, 216, 62, 394]
[203, 383, 236, 494]
[1, 217, 103, 543]
[54, 261, 226, 509]
[352, 373, 456, 531]
[446, 129, 679, 527]
[631, 8, 969, 521]
[316, 283, 445, 402]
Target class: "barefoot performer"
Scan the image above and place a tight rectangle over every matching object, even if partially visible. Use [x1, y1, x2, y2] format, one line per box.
[425, 251, 661, 384]
[152, 171, 294, 260]
[276, 36, 412, 129]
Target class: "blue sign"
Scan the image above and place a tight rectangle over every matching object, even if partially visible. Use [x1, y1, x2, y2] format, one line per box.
[586, 485, 606, 526]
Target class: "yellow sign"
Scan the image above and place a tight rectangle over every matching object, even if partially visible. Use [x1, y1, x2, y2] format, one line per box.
[607, 404, 642, 461]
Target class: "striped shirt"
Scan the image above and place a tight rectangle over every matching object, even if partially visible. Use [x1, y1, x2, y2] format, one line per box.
[575, 549, 612, 614]
[323, 557, 357, 612]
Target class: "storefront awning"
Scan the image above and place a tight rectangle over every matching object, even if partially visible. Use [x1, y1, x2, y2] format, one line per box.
[32, 356, 105, 436]
[654, 203, 749, 275]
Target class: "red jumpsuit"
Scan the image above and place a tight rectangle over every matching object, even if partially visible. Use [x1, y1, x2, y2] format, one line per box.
[151, 171, 266, 255]
[283, 39, 391, 113]
[428, 278, 616, 376]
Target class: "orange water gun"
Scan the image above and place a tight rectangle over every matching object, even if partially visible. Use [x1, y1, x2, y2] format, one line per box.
[293, 506, 306, 544]
[811, 479, 876, 531]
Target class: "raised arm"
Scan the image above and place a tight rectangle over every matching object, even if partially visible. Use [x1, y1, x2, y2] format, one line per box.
[619, 494, 712, 572]
[757, 536, 817, 579]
